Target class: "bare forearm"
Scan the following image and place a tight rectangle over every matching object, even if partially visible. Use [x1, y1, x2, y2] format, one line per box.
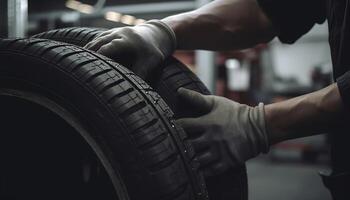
[265, 83, 344, 145]
[162, 0, 276, 50]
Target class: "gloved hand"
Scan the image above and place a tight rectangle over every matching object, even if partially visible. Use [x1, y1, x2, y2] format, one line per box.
[84, 20, 176, 79]
[176, 88, 270, 177]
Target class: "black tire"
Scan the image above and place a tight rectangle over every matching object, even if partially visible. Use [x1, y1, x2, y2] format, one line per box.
[0, 38, 208, 200]
[33, 27, 248, 200]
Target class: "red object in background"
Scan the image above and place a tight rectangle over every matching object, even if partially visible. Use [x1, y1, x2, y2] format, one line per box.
[173, 44, 268, 105]
[217, 44, 267, 104]
[173, 51, 195, 70]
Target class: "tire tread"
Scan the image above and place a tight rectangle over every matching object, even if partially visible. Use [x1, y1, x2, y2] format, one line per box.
[0, 38, 208, 200]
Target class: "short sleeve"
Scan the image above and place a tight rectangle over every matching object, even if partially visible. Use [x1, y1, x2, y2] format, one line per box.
[257, 0, 327, 44]
[337, 71, 350, 112]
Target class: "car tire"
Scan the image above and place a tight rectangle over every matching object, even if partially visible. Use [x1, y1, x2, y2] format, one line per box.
[0, 38, 208, 200]
[33, 27, 249, 200]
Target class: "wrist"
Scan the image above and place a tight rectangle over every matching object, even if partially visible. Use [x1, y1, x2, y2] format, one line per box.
[240, 103, 270, 157]
[146, 20, 177, 57]
[264, 103, 282, 145]
[162, 12, 199, 50]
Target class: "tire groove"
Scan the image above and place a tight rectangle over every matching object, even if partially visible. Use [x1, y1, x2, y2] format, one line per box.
[63, 27, 75, 37]
[3, 38, 25, 48]
[86, 32, 101, 43]
[38, 44, 68, 56]
[139, 132, 167, 150]
[73, 28, 86, 38]
[48, 29, 60, 38]
[81, 29, 102, 42]
[163, 71, 184, 80]
[148, 153, 177, 172]
[22, 40, 47, 50]
[56, 50, 85, 63]
[131, 118, 158, 136]
[98, 78, 125, 94]
[120, 101, 147, 117]
[71, 58, 98, 72]
[174, 81, 196, 89]
[107, 87, 134, 104]
[85, 68, 112, 83]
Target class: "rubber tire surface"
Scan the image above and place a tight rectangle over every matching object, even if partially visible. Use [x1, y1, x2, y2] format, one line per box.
[33, 27, 248, 200]
[0, 38, 208, 200]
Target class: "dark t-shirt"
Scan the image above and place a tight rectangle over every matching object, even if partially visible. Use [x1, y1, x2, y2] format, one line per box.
[257, 0, 350, 109]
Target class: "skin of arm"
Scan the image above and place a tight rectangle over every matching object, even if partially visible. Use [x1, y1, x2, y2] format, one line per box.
[162, 0, 276, 50]
[265, 83, 345, 145]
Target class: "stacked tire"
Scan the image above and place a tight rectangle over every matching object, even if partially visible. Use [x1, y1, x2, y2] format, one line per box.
[0, 27, 247, 200]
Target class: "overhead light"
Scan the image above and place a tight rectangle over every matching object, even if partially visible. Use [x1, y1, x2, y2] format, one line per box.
[65, 0, 81, 10]
[226, 59, 240, 69]
[120, 15, 136, 25]
[134, 19, 146, 25]
[104, 11, 146, 26]
[66, 0, 94, 14]
[105, 11, 122, 22]
[78, 4, 94, 14]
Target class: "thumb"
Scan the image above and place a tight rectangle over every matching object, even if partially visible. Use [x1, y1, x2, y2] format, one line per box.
[96, 40, 129, 59]
[97, 42, 135, 70]
[133, 58, 160, 80]
[177, 87, 212, 114]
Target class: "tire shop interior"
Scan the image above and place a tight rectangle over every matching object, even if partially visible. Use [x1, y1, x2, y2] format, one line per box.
[0, 0, 333, 200]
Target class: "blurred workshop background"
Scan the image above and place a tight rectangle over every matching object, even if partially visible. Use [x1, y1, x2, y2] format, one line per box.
[0, 0, 333, 199]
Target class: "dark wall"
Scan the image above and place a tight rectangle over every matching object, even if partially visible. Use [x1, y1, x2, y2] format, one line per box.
[0, 0, 8, 37]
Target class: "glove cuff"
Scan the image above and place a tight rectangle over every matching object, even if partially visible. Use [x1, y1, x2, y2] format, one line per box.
[146, 20, 177, 57]
[257, 103, 270, 153]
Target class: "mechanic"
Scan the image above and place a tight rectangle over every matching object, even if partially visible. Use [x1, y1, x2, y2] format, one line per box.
[85, 0, 350, 198]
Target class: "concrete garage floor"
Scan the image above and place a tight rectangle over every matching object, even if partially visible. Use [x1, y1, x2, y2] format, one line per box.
[247, 156, 332, 200]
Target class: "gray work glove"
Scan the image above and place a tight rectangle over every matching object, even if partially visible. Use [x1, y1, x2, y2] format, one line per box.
[84, 20, 176, 79]
[176, 88, 269, 177]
